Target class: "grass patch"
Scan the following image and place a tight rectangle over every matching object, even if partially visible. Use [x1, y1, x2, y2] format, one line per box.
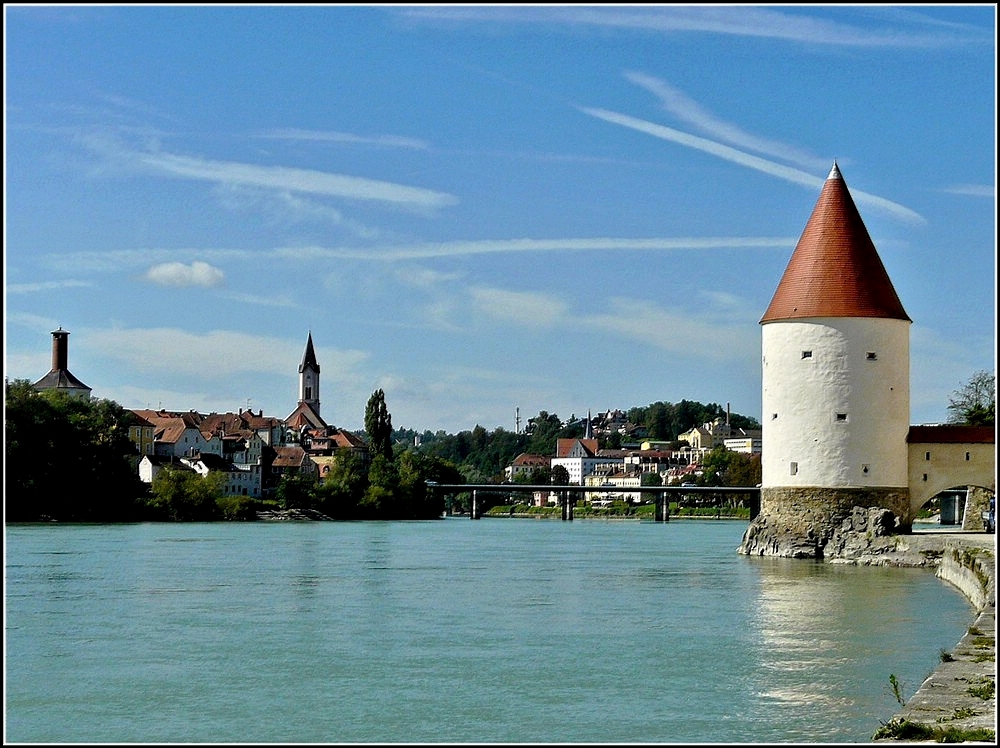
[966, 677, 995, 700]
[936, 707, 978, 722]
[970, 636, 993, 649]
[967, 626, 983, 636]
[972, 652, 995, 663]
[873, 718, 995, 743]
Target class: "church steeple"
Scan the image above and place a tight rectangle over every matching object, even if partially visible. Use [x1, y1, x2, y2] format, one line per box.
[298, 331, 320, 418]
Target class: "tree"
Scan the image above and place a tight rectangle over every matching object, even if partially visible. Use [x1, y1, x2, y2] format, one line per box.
[148, 468, 224, 521]
[275, 472, 317, 510]
[551, 465, 570, 486]
[365, 388, 394, 460]
[947, 370, 995, 426]
[5, 380, 143, 521]
[314, 452, 369, 519]
[360, 454, 399, 518]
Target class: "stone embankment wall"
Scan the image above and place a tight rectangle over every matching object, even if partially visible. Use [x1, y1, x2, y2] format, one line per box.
[936, 544, 995, 615]
[875, 533, 996, 742]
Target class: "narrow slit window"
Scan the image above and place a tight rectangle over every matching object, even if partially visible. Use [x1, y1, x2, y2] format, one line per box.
[835, 413, 848, 422]
[772, 413, 778, 420]
[965, 452, 971, 461]
[790, 462, 798, 476]
[866, 352, 877, 360]
[862, 464, 869, 474]
[925, 451, 931, 461]
[922, 473, 928, 482]
[801, 350, 813, 359]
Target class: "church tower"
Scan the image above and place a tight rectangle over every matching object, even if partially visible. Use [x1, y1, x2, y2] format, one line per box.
[742, 163, 912, 557]
[298, 332, 321, 420]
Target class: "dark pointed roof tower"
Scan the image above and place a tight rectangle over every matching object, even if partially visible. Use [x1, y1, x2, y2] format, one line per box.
[760, 163, 910, 323]
[300, 331, 320, 375]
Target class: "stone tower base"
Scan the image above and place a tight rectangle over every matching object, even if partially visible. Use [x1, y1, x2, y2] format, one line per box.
[738, 486, 911, 558]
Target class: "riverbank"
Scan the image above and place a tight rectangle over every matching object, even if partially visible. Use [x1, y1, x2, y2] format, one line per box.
[868, 529, 996, 742]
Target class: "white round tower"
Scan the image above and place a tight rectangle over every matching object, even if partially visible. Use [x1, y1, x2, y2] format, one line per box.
[743, 164, 912, 557]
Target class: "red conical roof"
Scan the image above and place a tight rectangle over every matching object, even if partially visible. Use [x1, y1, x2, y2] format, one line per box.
[760, 163, 910, 323]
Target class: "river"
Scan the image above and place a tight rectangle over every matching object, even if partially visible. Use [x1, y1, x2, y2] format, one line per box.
[4, 518, 974, 743]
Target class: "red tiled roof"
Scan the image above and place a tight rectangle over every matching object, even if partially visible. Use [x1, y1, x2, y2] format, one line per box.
[760, 164, 910, 323]
[907, 425, 995, 444]
[555, 438, 599, 458]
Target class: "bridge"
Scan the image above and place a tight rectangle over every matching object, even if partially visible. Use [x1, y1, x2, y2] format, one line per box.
[425, 482, 761, 521]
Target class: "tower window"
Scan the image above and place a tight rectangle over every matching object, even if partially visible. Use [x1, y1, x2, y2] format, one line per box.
[866, 352, 877, 360]
[966, 452, 971, 461]
[835, 413, 848, 422]
[771, 413, 778, 420]
[862, 464, 869, 474]
[305, 387, 312, 399]
[790, 462, 798, 476]
[801, 350, 812, 359]
[925, 451, 931, 461]
[922, 473, 928, 482]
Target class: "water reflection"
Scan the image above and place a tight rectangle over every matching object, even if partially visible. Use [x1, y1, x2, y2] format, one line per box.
[745, 556, 946, 722]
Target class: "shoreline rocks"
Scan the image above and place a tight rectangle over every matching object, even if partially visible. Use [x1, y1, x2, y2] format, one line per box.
[256, 508, 333, 521]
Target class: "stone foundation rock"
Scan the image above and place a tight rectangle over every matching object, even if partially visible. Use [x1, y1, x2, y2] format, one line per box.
[738, 486, 910, 559]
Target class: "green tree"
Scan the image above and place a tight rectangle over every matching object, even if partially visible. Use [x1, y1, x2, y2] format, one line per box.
[148, 468, 224, 521]
[640, 471, 664, 487]
[365, 388, 394, 460]
[551, 464, 570, 486]
[275, 472, 317, 510]
[360, 454, 399, 518]
[947, 370, 996, 426]
[5, 380, 143, 521]
[314, 452, 369, 519]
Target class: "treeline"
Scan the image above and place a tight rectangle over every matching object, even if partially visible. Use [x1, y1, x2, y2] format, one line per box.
[391, 400, 760, 483]
[4, 377, 759, 523]
[3, 382, 463, 523]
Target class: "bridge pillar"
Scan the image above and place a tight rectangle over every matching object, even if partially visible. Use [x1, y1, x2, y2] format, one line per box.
[471, 489, 480, 520]
[654, 495, 669, 522]
[561, 492, 574, 521]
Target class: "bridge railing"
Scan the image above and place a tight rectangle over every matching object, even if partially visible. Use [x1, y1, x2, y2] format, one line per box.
[424, 482, 760, 521]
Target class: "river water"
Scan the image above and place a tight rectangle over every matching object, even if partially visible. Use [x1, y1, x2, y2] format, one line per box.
[4, 518, 974, 743]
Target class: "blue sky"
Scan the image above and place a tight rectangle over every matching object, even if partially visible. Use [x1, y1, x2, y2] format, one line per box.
[4, 5, 996, 434]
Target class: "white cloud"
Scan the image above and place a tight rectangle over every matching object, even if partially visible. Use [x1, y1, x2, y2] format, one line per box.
[581, 298, 758, 362]
[4, 311, 62, 333]
[134, 150, 457, 209]
[940, 184, 995, 198]
[6, 279, 93, 294]
[40, 237, 794, 277]
[219, 291, 300, 308]
[624, 71, 831, 172]
[579, 106, 926, 226]
[909, 324, 996, 424]
[273, 236, 796, 262]
[258, 128, 430, 151]
[143, 261, 225, 288]
[82, 326, 370, 380]
[468, 286, 569, 327]
[400, 6, 986, 48]
[75, 130, 457, 211]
